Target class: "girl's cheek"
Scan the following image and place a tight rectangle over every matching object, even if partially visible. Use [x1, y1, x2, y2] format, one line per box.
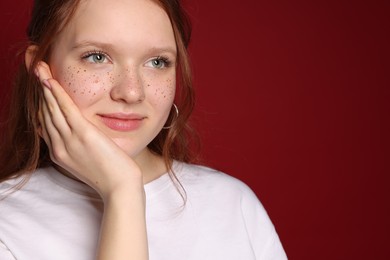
[147, 76, 176, 106]
[164, 77, 176, 99]
[60, 66, 111, 106]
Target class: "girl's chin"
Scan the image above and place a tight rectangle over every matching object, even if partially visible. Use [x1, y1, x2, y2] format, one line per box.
[111, 139, 147, 158]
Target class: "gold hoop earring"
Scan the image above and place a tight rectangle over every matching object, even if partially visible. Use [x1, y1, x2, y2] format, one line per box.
[162, 104, 179, 130]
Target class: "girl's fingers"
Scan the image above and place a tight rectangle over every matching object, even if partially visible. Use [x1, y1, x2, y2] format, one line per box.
[41, 80, 72, 138]
[45, 78, 84, 130]
[41, 94, 63, 153]
[38, 98, 52, 148]
[37, 62, 71, 135]
[36, 62, 66, 161]
[37, 61, 86, 133]
[36, 61, 53, 79]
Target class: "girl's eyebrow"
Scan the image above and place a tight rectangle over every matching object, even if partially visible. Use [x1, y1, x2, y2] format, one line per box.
[72, 41, 177, 55]
[71, 41, 112, 50]
[147, 46, 177, 56]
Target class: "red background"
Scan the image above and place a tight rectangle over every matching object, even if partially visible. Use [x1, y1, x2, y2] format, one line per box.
[0, 0, 389, 259]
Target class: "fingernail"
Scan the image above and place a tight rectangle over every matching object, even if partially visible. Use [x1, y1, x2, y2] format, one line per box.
[35, 61, 41, 77]
[34, 67, 40, 78]
[42, 79, 52, 90]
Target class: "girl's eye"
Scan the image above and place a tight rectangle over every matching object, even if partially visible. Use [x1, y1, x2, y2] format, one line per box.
[146, 57, 171, 69]
[82, 52, 109, 64]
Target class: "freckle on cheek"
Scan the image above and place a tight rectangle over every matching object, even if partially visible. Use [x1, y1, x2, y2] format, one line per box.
[63, 66, 112, 100]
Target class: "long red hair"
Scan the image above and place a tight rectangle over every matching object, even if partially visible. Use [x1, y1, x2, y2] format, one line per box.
[0, 0, 198, 184]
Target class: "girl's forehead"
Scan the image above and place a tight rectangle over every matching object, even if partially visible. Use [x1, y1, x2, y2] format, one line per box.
[70, 0, 171, 32]
[56, 0, 176, 52]
[74, 0, 165, 21]
[64, 0, 173, 38]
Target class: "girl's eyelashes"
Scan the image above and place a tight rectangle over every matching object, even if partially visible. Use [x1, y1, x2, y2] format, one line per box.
[80, 51, 173, 69]
[146, 56, 172, 69]
[81, 50, 110, 64]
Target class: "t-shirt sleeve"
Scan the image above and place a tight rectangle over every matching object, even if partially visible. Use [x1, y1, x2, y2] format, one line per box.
[239, 185, 288, 260]
[0, 240, 16, 260]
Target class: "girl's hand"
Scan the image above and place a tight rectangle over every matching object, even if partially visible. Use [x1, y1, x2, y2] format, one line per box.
[36, 61, 149, 259]
[36, 61, 143, 200]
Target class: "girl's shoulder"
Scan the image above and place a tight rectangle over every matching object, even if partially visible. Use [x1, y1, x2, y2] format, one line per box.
[0, 167, 99, 200]
[176, 162, 260, 203]
[0, 168, 48, 195]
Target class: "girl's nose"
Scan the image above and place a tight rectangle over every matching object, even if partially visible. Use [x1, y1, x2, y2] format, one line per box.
[110, 68, 145, 103]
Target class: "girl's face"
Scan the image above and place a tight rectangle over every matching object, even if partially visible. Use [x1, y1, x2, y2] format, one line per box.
[49, 0, 177, 159]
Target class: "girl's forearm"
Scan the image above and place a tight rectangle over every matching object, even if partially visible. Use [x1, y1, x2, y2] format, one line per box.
[97, 186, 148, 260]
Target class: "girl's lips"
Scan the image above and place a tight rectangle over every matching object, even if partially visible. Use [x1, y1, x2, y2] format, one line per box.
[98, 113, 144, 131]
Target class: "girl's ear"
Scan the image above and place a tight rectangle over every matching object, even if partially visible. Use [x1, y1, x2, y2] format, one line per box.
[25, 45, 39, 69]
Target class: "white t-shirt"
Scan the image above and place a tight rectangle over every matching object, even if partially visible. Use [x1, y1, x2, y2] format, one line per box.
[0, 162, 287, 259]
